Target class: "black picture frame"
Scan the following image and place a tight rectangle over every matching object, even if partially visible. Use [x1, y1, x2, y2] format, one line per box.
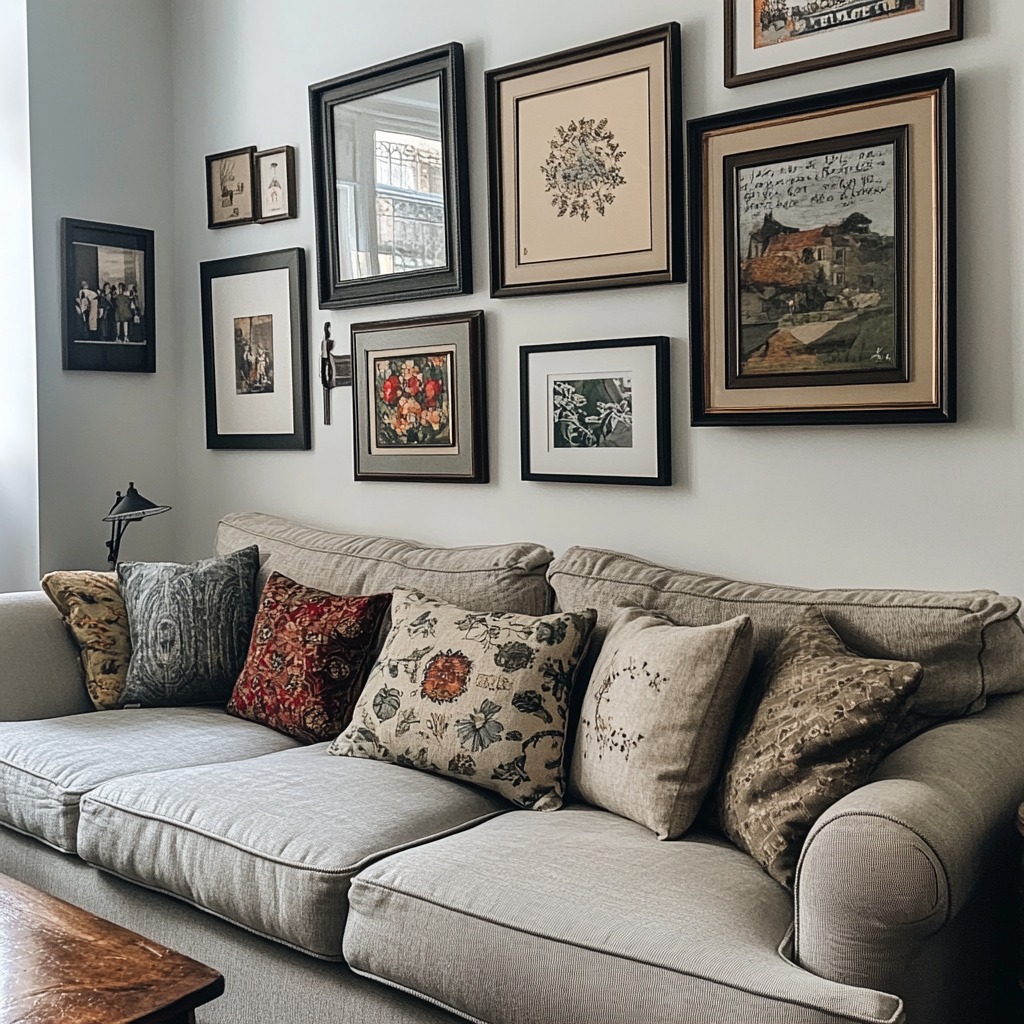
[351, 310, 487, 483]
[199, 248, 310, 450]
[486, 24, 683, 298]
[688, 70, 955, 426]
[255, 145, 297, 223]
[60, 217, 156, 373]
[205, 146, 257, 229]
[725, 0, 963, 89]
[309, 43, 472, 310]
[520, 337, 671, 486]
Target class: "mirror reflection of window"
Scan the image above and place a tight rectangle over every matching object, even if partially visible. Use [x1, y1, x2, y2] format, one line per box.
[332, 76, 446, 281]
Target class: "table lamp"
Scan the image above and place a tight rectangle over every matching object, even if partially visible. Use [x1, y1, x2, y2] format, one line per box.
[103, 482, 171, 565]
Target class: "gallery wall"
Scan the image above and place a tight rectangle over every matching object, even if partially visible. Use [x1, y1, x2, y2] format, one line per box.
[26, 1, 1024, 597]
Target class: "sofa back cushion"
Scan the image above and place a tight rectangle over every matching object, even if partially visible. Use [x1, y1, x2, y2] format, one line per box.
[215, 512, 554, 616]
[549, 546, 1024, 721]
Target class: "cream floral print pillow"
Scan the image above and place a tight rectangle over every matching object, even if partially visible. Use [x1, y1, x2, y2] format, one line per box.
[329, 588, 596, 810]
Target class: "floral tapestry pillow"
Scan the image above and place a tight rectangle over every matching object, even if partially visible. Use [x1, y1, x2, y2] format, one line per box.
[329, 588, 596, 810]
[717, 606, 922, 888]
[227, 574, 391, 743]
[41, 570, 131, 710]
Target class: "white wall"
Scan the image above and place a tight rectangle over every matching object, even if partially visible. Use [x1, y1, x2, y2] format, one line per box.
[28, 0, 179, 572]
[0, 0, 39, 592]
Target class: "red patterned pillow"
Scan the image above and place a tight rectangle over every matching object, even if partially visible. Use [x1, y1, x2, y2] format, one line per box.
[227, 573, 391, 743]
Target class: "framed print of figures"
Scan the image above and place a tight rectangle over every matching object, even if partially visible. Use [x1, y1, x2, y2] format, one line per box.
[200, 248, 310, 449]
[256, 146, 297, 222]
[486, 24, 683, 297]
[688, 69, 954, 426]
[351, 310, 486, 483]
[60, 218, 155, 373]
[309, 43, 472, 309]
[521, 337, 670, 485]
[205, 146, 257, 228]
[725, 0, 962, 87]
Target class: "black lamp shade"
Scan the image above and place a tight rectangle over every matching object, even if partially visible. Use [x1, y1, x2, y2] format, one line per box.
[103, 482, 171, 523]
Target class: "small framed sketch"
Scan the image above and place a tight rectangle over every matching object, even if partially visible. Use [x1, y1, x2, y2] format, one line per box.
[256, 146, 296, 222]
[520, 337, 670, 486]
[351, 310, 487, 483]
[60, 218, 155, 373]
[726, 0, 962, 88]
[688, 70, 954, 426]
[205, 146, 257, 228]
[199, 248, 310, 449]
[486, 24, 683, 297]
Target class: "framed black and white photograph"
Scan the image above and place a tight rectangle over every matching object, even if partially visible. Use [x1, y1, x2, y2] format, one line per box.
[60, 218, 155, 373]
[199, 248, 310, 449]
[520, 337, 670, 485]
[205, 146, 257, 228]
[309, 43, 472, 309]
[688, 70, 954, 425]
[256, 146, 297, 223]
[726, 0, 962, 88]
[351, 310, 486, 483]
[486, 24, 683, 298]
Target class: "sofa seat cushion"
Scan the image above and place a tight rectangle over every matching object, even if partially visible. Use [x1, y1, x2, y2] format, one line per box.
[0, 708, 298, 854]
[76, 744, 508, 959]
[344, 807, 903, 1024]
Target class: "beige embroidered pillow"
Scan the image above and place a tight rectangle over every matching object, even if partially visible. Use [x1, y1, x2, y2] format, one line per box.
[718, 606, 922, 888]
[568, 608, 755, 839]
[41, 570, 131, 710]
[329, 588, 596, 810]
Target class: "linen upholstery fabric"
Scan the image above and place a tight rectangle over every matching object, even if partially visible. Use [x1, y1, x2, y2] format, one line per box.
[227, 574, 391, 743]
[718, 608, 922, 887]
[76, 745, 508, 958]
[344, 807, 904, 1024]
[41, 570, 131, 710]
[330, 589, 596, 810]
[568, 608, 755, 839]
[549, 545, 1024, 719]
[118, 545, 260, 706]
[215, 512, 554, 615]
[0, 708, 298, 853]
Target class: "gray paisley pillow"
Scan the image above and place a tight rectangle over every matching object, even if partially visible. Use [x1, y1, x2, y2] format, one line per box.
[118, 546, 260, 707]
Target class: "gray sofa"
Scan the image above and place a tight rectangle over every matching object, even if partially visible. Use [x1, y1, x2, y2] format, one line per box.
[1, 511, 1022, 1024]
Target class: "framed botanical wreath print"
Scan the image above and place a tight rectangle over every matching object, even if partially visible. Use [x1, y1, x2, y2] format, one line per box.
[486, 24, 683, 297]
[688, 70, 955, 426]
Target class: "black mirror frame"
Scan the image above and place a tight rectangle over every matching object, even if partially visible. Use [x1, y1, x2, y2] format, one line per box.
[309, 42, 472, 310]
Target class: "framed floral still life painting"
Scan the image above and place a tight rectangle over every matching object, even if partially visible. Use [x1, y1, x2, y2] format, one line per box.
[200, 248, 310, 450]
[688, 70, 954, 426]
[60, 218, 155, 373]
[725, 0, 962, 87]
[351, 310, 487, 483]
[205, 146, 257, 228]
[520, 337, 670, 486]
[486, 24, 683, 297]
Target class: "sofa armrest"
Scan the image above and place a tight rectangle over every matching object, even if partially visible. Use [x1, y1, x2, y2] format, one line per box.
[0, 591, 91, 720]
[794, 690, 1024, 990]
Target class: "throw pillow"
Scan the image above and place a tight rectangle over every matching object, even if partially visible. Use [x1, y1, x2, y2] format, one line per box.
[329, 588, 596, 810]
[40, 570, 131, 710]
[118, 545, 260, 707]
[227, 573, 391, 743]
[568, 608, 755, 840]
[717, 606, 922, 888]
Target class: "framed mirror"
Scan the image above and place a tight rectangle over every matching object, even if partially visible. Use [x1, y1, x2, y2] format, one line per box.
[309, 43, 471, 309]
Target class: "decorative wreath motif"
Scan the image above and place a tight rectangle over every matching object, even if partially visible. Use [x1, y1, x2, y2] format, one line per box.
[541, 117, 626, 221]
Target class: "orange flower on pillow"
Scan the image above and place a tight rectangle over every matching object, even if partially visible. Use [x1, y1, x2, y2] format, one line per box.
[421, 650, 472, 703]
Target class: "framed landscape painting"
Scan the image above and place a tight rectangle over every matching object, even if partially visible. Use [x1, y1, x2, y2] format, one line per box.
[520, 337, 670, 485]
[486, 24, 683, 296]
[351, 310, 487, 483]
[688, 70, 954, 425]
[725, 0, 962, 87]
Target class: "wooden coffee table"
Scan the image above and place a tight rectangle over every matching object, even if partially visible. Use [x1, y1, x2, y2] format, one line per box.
[0, 872, 224, 1023]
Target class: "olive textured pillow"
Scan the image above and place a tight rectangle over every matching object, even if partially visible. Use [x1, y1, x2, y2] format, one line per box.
[118, 546, 260, 707]
[330, 588, 596, 810]
[718, 606, 922, 887]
